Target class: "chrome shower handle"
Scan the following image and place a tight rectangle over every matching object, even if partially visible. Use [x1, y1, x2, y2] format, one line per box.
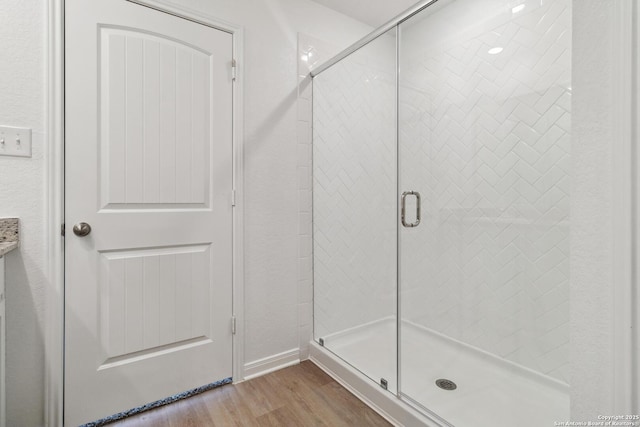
[401, 191, 421, 228]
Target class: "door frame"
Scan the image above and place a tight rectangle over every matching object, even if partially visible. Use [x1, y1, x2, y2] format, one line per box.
[612, 0, 639, 413]
[46, 1, 245, 425]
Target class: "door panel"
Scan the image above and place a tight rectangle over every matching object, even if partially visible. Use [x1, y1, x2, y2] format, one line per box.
[100, 28, 212, 208]
[98, 245, 212, 362]
[65, 1, 234, 424]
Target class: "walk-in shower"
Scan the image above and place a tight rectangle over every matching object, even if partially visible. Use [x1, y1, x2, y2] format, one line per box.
[311, 0, 570, 425]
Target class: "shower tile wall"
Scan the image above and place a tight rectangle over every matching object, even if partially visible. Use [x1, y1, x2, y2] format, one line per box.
[297, 34, 340, 358]
[400, 0, 570, 382]
[313, 33, 397, 339]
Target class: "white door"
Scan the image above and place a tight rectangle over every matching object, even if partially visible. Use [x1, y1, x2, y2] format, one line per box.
[64, 0, 234, 424]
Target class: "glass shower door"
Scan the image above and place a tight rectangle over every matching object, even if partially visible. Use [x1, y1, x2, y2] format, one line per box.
[313, 29, 398, 393]
[397, 0, 571, 425]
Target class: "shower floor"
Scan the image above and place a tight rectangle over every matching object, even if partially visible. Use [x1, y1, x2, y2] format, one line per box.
[322, 318, 569, 427]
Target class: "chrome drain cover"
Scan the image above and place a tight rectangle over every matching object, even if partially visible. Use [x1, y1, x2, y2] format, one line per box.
[435, 379, 457, 391]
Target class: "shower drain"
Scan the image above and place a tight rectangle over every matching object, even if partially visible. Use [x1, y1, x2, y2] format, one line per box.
[435, 379, 457, 391]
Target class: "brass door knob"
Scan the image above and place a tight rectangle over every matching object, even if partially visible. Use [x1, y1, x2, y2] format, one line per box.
[73, 222, 92, 237]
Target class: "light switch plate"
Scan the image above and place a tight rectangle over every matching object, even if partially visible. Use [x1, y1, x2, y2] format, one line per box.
[0, 126, 32, 158]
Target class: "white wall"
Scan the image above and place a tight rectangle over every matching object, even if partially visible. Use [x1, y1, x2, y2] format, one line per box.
[0, 1, 47, 426]
[570, 0, 617, 418]
[0, 0, 370, 424]
[173, 0, 371, 366]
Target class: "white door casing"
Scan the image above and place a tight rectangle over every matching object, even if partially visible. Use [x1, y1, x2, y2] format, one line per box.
[65, 0, 234, 424]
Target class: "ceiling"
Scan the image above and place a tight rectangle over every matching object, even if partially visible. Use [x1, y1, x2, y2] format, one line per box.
[310, 0, 420, 27]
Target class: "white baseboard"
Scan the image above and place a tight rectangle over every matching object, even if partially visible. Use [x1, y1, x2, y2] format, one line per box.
[243, 348, 300, 381]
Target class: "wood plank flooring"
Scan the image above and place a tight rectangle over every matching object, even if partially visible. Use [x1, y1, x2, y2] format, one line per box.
[109, 361, 392, 426]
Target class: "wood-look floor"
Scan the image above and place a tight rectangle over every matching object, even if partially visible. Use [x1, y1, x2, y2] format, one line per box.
[109, 361, 392, 426]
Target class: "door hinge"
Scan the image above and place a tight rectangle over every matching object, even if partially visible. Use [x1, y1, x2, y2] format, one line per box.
[231, 189, 236, 207]
[61, 223, 65, 237]
[231, 59, 237, 82]
[231, 316, 237, 335]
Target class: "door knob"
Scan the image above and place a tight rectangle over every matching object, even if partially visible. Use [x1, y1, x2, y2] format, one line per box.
[73, 222, 92, 237]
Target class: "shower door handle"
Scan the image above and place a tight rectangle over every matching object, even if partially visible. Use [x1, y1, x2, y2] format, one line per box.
[401, 191, 421, 228]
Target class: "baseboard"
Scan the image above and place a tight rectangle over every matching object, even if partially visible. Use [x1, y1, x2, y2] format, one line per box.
[243, 348, 300, 381]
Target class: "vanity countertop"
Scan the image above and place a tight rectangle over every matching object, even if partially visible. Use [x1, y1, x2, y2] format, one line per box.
[0, 218, 19, 257]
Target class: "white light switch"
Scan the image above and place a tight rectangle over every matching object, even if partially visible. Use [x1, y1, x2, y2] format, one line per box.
[0, 126, 32, 158]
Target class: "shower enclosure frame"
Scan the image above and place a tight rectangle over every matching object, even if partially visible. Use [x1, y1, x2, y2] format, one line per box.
[308, 0, 581, 424]
[309, 1, 457, 425]
[309, 0, 438, 79]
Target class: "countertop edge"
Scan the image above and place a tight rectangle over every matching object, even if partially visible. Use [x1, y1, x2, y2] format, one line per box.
[0, 242, 19, 257]
[0, 218, 19, 256]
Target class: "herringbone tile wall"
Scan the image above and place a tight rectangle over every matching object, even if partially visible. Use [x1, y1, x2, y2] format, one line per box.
[298, 34, 342, 359]
[313, 30, 397, 340]
[399, 0, 571, 382]
[312, 0, 570, 385]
